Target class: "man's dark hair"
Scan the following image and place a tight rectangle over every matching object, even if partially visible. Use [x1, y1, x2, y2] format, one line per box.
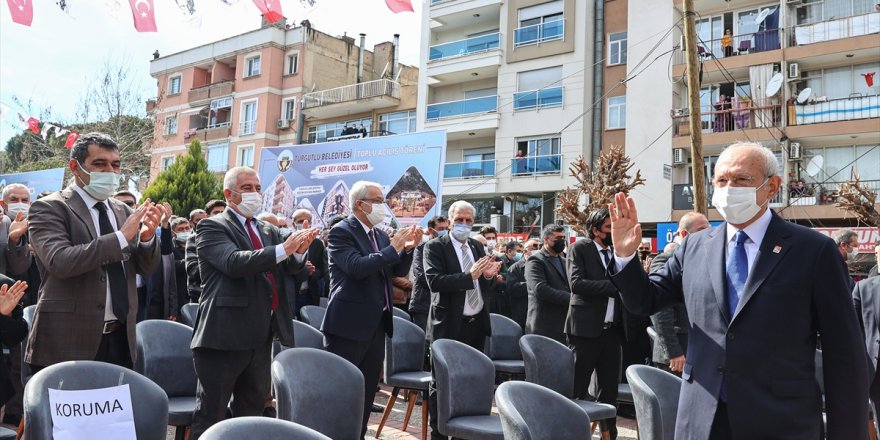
[479, 226, 497, 236]
[70, 132, 118, 163]
[189, 209, 206, 221]
[541, 224, 564, 240]
[503, 241, 519, 252]
[427, 215, 447, 229]
[329, 215, 346, 228]
[586, 208, 610, 239]
[112, 190, 137, 201]
[204, 199, 227, 212]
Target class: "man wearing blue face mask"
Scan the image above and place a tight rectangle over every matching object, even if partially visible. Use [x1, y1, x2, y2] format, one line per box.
[409, 215, 449, 331]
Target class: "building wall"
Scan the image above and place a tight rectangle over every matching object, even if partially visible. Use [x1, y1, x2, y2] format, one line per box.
[602, 0, 628, 151]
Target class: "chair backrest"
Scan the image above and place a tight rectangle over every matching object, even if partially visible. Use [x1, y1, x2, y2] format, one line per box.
[200, 416, 331, 440]
[22, 305, 36, 328]
[495, 381, 590, 440]
[519, 334, 575, 398]
[392, 307, 411, 321]
[431, 339, 496, 433]
[292, 319, 325, 350]
[318, 297, 329, 308]
[625, 364, 683, 440]
[272, 348, 364, 440]
[23, 361, 169, 440]
[385, 316, 426, 379]
[135, 320, 198, 397]
[738, 39, 751, 50]
[21, 305, 37, 387]
[179, 303, 198, 327]
[485, 313, 523, 361]
[299, 305, 326, 329]
[646, 326, 658, 357]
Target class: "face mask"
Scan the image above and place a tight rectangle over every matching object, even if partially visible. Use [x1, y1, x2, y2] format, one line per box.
[77, 162, 121, 201]
[514, 252, 523, 262]
[279, 227, 292, 236]
[486, 239, 496, 251]
[364, 202, 386, 226]
[422, 234, 431, 244]
[551, 238, 566, 254]
[711, 179, 768, 225]
[175, 231, 193, 242]
[436, 229, 448, 238]
[847, 247, 858, 260]
[234, 191, 263, 218]
[7, 202, 29, 218]
[451, 223, 470, 241]
[294, 223, 305, 231]
[673, 235, 684, 245]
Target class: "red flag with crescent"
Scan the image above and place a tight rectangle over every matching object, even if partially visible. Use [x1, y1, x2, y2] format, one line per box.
[27, 117, 39, 135]
[65, 131, 80, 148]
[5, 0, 33, 26]
[252, 0, 283, 24]
[128, 0, 157, 32]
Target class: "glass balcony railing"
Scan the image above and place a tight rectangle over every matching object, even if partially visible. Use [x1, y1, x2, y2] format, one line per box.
[511, 154, 562, 176]
[672, 30, 781, 64]
[429, 33, 501, 61]
[514, 19, 564, 47]
[513, 86, 563, 111]
[426, 95, 498, 121]
[444, 160, 496, 179]
[792, 12, 880, 46]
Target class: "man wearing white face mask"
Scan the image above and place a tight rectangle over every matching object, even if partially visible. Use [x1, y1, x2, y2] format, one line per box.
[832, 229, 858, 291]
[607, 142, 867, 440]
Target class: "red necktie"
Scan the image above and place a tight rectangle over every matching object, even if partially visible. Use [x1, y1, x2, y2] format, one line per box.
[247, 219, 278, 310]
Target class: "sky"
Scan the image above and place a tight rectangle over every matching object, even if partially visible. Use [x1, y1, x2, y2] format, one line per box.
[0, 0, 422, 155]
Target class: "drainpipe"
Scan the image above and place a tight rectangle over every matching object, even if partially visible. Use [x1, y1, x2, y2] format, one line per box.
[392, 33, 400, 80]
[358, 33, 366, 83]
[295, 99, 305, 144]
[590, 0, 605, 162]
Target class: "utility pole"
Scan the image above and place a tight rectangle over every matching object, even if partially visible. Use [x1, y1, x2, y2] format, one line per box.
[682, 0, 707, 215]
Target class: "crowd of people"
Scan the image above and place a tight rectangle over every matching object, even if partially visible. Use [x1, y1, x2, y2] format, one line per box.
[0, 133, 877, 440]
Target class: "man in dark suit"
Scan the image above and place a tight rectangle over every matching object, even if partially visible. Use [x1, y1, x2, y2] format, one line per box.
[409, 215, 449, 331]
[189, 167, 318, 439]
[185, 200, 226, 304]
[0, 277, 28, 415]
[525, 225, 570, 344]
[505, 238, 540, 331]
[170, 217, 193, 314]
[27, 132, 163, 371]
[321, 181, 420, 439]
[608, 142, 868, 439]
[291, 208, 327, 314]
[854, 275, 880, 439]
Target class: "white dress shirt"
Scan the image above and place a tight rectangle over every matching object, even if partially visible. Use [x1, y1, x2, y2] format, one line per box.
[453, 238, 484, 316]
[594, 240, 616, 323]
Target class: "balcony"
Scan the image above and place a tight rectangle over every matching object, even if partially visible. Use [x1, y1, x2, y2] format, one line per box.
[426, 95, 497, 121]
[514, 19, 564, 47]
[187, 80, 234, 107]
[788, 180, 880, 206]
[791, 94, 880, 126]
[672, 98, 782, 137]
[513, 86, 563, 111]
[791, 12, 880, 46]
[673, 30, 781, 65]
[444, 159, 496, 179]
[301, 79, 400, 119]
[430, 33, 500, 61]
[510, 154, 562, 176]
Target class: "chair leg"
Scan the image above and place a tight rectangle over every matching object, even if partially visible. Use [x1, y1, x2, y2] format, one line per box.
[421, 391, 429, 440]
[375, 387, 399, 438]
[870, 418, 878, 440]
[402, 390, 417, 431]
[590, 421, 598, 436]
[174, 425, 187, 440]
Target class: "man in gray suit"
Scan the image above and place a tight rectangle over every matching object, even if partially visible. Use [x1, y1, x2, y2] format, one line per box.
[189, 167, 318, 439]
[525, 224, 570, 344]
[854, 275, 880, 439]
[27, 132, 163, 370]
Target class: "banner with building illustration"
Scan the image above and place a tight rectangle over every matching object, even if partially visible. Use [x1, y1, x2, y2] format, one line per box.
[0, 167, 66, 199]
[257, 130, 446, 229]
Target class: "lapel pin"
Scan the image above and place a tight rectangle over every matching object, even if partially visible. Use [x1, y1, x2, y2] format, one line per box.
[772, 245, 782, 254]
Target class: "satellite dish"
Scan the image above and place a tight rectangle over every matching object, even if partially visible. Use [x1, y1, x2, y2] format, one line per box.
[766, 73, 784, 98]
[805, 155, 824, 177]
[797, 88, 812, 104]
[755, 8, 772, 25]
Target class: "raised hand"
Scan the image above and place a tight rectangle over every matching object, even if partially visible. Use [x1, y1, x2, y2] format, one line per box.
[120, 200, 153, 242]
[403, 225, 423, 252]
[140, 201, 165, 242]
[609, 192, 643, 258]
[8, 211, 28, 243]
[469, 256, 491, 280]
[0, 280, 27, 317]
[295, 228, 320, 254]
[389, 226, 412, 253]
[160, 202, 174, 228]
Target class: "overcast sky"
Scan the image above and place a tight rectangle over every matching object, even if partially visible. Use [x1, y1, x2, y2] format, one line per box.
[0, 0, 422, 154]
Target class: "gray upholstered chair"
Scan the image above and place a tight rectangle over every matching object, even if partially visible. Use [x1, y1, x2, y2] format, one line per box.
[200, 416, 331, 440]
[298, 305, 326, 330]
[178, 303, 198, 327]
[377, 317, 432, 440]
[135, 319, 198, 440]
[431, 339, 503, 440]
[271, 348, 364, 439]
[519, 335, 617, 430]
[392, 306, 412, 321]
[23, 360, 169, 440]
[495, 381, 591, 440]
[0, 428, 14, 440]
[484, 313, 525, 378]
[625, 364, 682, 440]
[318, 297, 329, 308]
[20, 305, 36, 387]
[292, 319, 325, 349]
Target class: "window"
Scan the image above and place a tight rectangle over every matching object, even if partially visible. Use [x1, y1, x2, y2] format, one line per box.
[286, 53, 298, 75]
[514, 136, 562, 175]
[803, 144, 880, 186]
[240, 100, 257, 135]
[209, 97, 233, 128]
[206, 143, 229, 172]
[307, 117, 373, 143]
[245, 55, 261, 77]
[237, 145, 255, 167]
[799, 62, 880, 100]
[608, 32, 627, 65]
[379, 110, 416, 135]
[282, 99, 297, 122]
[160, 156, 175, 171]
[461, 148, 495, 177]
[607, 96, 626, 129]
[168, 75, 181, 95]
[515, 0, 564, 46]
[163, 115, 178, 135]
[515, 66, 564, 110]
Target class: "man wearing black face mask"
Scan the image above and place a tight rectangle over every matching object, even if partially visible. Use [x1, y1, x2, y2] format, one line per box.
[525, 224, 570, 344]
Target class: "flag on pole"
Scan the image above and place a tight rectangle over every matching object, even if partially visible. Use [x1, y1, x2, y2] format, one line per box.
[5, 0, 33, 26]
[252, 0, 283, 24]
[384, 0, 413, 14]
[65, 131, 80, 148]
[128, 0, 157, 32]
[27, 117, 40, 135]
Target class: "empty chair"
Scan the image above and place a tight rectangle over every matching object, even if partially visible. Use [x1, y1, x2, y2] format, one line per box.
[495, 381, 591, 440]
[200, 417, 331, 440]
[293, 319, 325, 349]
[431, 339, 503, 440]
[626, 365, 683, 440]
[299, 305, 326, 330]
[135, 320, 198, 440]
[23, 360, 169, 440]
[392, 306, 411, 322]
[484, 314, 525, 378]
[179, 303, 198, 327]
[21, 305, 36, 387]
[737, 39, 752, 54]
[272, 348, 364, 439]
[377, 317, 432, 440]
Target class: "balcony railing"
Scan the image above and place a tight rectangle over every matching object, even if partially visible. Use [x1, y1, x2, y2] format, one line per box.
[444, 159, 496, 179]
[672, 98, 782, 136]
[791, 94, 880, 125]
[187, 80, 234, 103]
[301, 79, 400, 110]
[514, 19, 564, 47]
[673, 30, 781, 64]
[513, 86, 563, 111]
[240, 120, 256, 135]
[426, 95, 497, 121]
[511, 154, 562, 176]
[792, 12, 880, 46]
[429, 32, 501, 61]
[207, 121, 231, 129]
[789, 180, 880, 205]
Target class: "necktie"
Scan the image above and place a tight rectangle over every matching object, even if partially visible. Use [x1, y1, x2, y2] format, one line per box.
[460, 242, 481, 311]
[246, 219, 278, 310]
[726, 230, 749, 318]
[602, 248, 616, 275]
[368, 230, 391, 311]
[94, 202, 129, 322]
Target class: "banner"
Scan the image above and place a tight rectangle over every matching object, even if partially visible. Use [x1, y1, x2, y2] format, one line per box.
[258, 131, 446, 229]
[0, 168, 66, 198]
[813, 227, 879, 254]
[656, 221, 723, 251]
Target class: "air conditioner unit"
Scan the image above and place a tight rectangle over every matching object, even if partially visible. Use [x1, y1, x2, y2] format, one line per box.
[672, 148, 688, 165]
[789, 142, 801, 160]
[277, 119, 290, 129]
[788, 63, 800, 79]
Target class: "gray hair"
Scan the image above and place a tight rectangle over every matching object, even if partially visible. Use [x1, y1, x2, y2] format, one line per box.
[716, 142, 778, 178]
[349, 180, 382, 208]
[1, 183, 30, 202]
[291, 208, 312, 222]
[678, 212, 708, 234]
[189, 209, 206, 221]
[170, 217, 190, 230]
[223, 166, 258, 190]
[832, 229, 857, 246]
[256, 212, 278, 226]
[447, 200, 475, 219]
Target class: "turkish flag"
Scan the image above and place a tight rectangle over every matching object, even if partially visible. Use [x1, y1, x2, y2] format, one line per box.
[5, 0, 33, 26]
[65, 131, 80, 148]
[27, 117, 39, 135]
[252, 0, 283, 24]
[128, 0, 157, 32]
[385, 0, 413, 13]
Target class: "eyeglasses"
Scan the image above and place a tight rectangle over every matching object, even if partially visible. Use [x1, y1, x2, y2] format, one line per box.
[713, 175, 761, 187]
[360, 198, 385, 204]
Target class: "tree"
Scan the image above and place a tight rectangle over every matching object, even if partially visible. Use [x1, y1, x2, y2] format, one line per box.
[836, 174, 880, 227]
[141, 140, 223, 215]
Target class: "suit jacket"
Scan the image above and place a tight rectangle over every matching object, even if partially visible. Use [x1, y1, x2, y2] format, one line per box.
[293, 238, 326, 305]
[142, 228, 177, 320]
[408, 241, 430, 315]
[26, 186, 160, 367]
[610, 213, 868, 440]
[192, 209, 297, 349]
[172, 244, 188, 313]
[565, 239, 623, 338]
[505, 258, 528, 300]
[322, 216, 412, 341]
[6, 231, 40, 308]
[854, 276, 880, 385]
[0, 274, 27, 406]
[423, 234, 495, 343]
[525, 249, 571, 344]
[648, 250, 688, 364]
[185, 234, 201, 303]
[0, 217, 9, 274]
